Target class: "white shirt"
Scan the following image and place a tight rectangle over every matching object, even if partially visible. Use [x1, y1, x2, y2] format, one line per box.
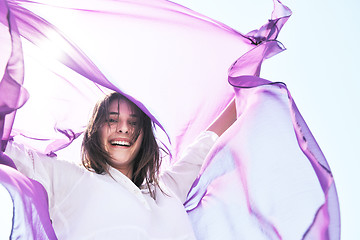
[5, 131, 218, 240]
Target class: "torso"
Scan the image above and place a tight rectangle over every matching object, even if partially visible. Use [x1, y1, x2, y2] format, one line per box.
[50, 166, 196, 240]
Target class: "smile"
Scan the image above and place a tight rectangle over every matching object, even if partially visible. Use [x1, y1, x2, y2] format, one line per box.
[110, 140, 131, 147]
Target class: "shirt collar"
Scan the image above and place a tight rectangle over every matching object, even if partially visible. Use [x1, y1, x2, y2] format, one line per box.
[107, 166, 151, 210]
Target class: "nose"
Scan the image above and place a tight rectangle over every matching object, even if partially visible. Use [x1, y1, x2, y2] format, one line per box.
[116, 122, 129, 134]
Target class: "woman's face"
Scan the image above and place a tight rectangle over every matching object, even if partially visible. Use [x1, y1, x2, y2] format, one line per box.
[99, 99, 143, 177]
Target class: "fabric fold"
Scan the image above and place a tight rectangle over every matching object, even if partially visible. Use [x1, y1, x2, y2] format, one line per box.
[184, 2, 340, 238]
[0, 0, 28, 153]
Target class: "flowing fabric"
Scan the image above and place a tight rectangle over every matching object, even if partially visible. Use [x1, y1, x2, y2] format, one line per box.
[0, 0, 340, 239]
[0, 164, 57, 239]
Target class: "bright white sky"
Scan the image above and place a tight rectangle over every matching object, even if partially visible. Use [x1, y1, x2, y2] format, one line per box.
[173, 0, 359, 238]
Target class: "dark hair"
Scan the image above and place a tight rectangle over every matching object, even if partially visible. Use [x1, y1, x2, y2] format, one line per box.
[81, 92, 161, 197]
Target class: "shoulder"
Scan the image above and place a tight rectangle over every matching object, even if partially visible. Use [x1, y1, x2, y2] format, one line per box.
[192, 131, 218, 147]
[6, 140, 85, 175]
[179, 131, 218, 164]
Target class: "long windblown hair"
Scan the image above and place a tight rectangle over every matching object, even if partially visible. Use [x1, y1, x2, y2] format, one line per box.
[81, 92, 161, 197]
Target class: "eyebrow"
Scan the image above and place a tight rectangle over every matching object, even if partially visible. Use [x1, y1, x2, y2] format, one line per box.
[109, 112, 139, 118]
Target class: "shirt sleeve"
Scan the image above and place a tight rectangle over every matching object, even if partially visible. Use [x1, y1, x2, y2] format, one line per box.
[160, 131, 218, 203]
[4, 141, 84, 211]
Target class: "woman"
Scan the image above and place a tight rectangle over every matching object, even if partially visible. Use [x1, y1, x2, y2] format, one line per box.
[5, 92, 236, 239]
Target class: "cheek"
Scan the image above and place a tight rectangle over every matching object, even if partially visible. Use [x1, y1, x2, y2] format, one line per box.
[99, 126, 109, 146]
[135, 134, 144, 151]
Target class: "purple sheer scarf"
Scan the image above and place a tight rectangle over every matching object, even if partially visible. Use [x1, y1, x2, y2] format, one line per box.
[0, 0, 340, 239]
[185, 40, 340, 239]
[1, 1, 56, 238]
[0, 163, 57, 239]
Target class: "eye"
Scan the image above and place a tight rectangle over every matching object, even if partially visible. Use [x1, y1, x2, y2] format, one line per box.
[129, 121, 138, 126]
[107, 118, 118, 124]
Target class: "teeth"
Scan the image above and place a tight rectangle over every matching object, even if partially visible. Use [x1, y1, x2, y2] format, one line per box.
[111, 140, 131, 146]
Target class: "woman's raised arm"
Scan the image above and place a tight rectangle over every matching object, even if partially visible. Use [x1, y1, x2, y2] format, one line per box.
[206, 99, 237, 137]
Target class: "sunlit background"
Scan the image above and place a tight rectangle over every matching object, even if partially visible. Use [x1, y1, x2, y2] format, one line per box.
[1, 0, 358, 239]
[172, 0, 359, 238]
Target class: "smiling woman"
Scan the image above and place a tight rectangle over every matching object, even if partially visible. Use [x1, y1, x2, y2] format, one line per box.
[82, 92, 160, 192]
[1, 0, 339, 239]
[99, 99, 144, 177]
[4, 91, 233, 239]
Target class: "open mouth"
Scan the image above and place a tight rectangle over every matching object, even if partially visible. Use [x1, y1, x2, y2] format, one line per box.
[110, 140, 131, 147]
